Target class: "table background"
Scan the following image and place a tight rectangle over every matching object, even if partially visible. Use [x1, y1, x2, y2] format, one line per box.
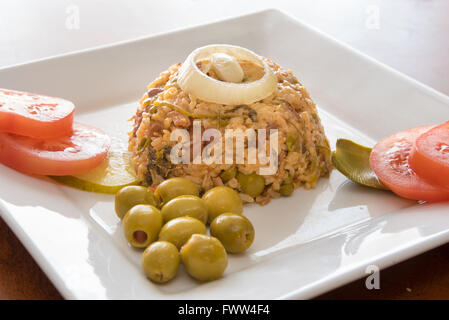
[1, 0, 448, 299]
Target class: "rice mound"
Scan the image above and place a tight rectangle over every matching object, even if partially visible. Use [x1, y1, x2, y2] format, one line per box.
[129, 57, 332, 205]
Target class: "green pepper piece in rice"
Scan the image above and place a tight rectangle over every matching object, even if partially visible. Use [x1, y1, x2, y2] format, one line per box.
[229, 105, 257, 121]
[138, 137, 151, 153]
[147, 146, 173, 180]
[286, 135, 299, 152]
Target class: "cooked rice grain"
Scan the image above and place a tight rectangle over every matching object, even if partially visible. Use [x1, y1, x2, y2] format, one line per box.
[129, 58, 332, 205]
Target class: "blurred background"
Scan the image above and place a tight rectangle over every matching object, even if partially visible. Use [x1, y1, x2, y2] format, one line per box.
[0, 0, 448, 300]
[0, 0, 448, 95]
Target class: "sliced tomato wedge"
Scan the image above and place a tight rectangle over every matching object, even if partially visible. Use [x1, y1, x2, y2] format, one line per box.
[370, 125, 449, 202]
[0, 122, 110, 176]
[0, 88, 75, 139]
[409, 121, 449, 190]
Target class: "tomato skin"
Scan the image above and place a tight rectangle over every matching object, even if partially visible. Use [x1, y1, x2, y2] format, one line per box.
[0, 89, 74, 139]
[409, 121, 449, 190]
[370, 125, 449, 202]
[0, 122, 110, 176]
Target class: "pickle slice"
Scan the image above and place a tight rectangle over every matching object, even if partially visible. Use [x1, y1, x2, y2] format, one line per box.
[332, 138, 388, 190]
[51, 151, 138, 194]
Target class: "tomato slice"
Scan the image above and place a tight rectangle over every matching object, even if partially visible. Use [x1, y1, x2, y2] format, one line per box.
[0, 88, 75, 139]
[369, 125, 449, 202]
[0, 122, 110, 176]
[409, 121, 449, 190]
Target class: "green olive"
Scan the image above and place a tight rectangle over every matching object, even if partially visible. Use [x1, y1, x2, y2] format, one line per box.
[114, 186, 158, 219]
[236, 172, 265, 198]
[210, 213, 255, 253]
[279, 183, 294, 197]
[142, 241, 180, 283]
[202, 186, 243, 224]
[161, 195, 208, 224]
[159, 216, 207, 249]
[219, 167, 237, 182]
[180, 234, 228, 281]
[123, 204, 162, 248]
[154, 177, 199, 205]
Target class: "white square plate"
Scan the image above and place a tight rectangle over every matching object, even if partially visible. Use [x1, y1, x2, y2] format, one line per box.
[1, 9, 449, 300]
